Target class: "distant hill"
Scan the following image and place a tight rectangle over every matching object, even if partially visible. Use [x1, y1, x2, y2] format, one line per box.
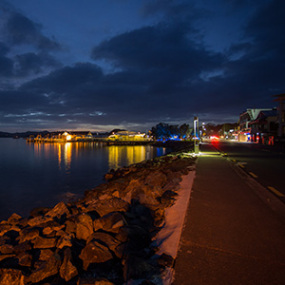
[0, 131, 50, 138]
[0, 131, 12, 138]
[0, 130, 110, 138]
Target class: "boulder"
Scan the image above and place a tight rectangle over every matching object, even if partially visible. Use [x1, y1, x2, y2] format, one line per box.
[123, 178, 144, 201]
[75, 213, 94, 241]
[0, 223, 20, 237]
[45, 201, 70, 219]
[0, 268, 24, 285]
[93, 212, 125, 232]
[26, 252, 61, 283]
[0, 254, 16, 262]
[152, 208, 165, 227]
[86, 198, 129, 216]
[39, 249, 54, 261]
[17, 228, 40, 243]
[17, 251, 33, 267]
[94, 279, 115, 285]
[0, 235, 10, 245]
[65, 219, 76, 235]
[41, 221, 65, 236]
[0, 243, 14, 254]
[14, 241, 32, 253]
[114, 242, 127, 259]
[86, 232, 121, 252]
[78, 277, 115, 285]
[32, 236, 57, 249]
[7, 213, 22, 225]
[157, 190, 178, 208]
[79, 240, 113, 270]
[27, 215, 53, 227]
[59, 248, 78, 282]
[144, 171, 168, 189]
[56, 232, 73, 249]
[30, 207, 50, 217]
[157, 253, 174, 267]
[115, 227, 129, 243]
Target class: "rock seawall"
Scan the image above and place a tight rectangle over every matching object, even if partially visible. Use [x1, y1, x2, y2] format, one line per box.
[0, 151, 196, 285]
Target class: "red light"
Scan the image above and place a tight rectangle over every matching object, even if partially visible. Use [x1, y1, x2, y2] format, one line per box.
[210, 136, 219, 141]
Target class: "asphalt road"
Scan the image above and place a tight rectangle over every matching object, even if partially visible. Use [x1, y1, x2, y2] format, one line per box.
[202, 140, 285, 201]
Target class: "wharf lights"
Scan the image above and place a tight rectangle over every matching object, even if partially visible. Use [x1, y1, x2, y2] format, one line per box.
[194, 116, 199, 154]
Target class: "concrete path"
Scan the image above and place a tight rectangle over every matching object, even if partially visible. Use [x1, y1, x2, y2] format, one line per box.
[173, 143, 285, 285]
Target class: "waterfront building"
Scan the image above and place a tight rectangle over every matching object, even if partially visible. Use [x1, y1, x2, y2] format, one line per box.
[238, 108, 278, 144]
[108, 131, 148, 141]
[273, 93, 285, 138]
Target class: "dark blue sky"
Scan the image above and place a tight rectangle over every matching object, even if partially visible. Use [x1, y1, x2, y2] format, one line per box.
[0, 0, 284, 132]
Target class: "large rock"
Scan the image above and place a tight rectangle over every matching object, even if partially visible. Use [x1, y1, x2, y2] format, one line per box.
[86, 198, 129, 216]
[27, 215, 53, 227]
[17, 228, 40, 243]
[123, 179, 144, 202]
[14, 241, 32, 253]
[17, 251, 33, 267]
[144, 171, 168, 189]
[0, 243, 14, 254]
[78, 277, 115, 285]
[0, 223, 20, 236]
[0, 268, 24, 285]
[39, 249, 54, 261]
[59, 248, 78, 282]
[93, 212, 125, 233]
[30, 207, 50, 217]
[7, 213, 22, 225]
[0, 254, 16, 262]
[65, 219, 76, 235]
[0, 235, 10, 245]
[79, 240, 113, 270]
[42, 221, 65, 236]
[32, 236, 57, 249]
[45, 201, 70, 219]
[26, 253, 61, 283]
[56, 231, 73, 249]
[86, 232, 121, 253]
[157, 190, 178, 208]
[75, 213, 94, 240]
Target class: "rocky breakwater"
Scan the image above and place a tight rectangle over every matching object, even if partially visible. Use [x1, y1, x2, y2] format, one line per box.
[0, 152, 196, 285]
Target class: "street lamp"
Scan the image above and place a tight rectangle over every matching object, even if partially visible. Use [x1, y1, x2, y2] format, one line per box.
[194, 116, 199, 154]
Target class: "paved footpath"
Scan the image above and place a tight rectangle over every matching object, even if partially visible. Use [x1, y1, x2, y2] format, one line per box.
[173, 143, 285, 285]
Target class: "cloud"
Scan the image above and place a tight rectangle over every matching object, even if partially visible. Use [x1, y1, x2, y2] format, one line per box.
[4, 12, 60, 51]
[222, 0, 285, 104]
[1, 0, 284, 132]
[0, 2, 62, 83]
[14, 52, 61, 76]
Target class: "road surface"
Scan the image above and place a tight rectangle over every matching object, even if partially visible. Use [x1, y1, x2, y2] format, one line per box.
[203, 140, 285, 201]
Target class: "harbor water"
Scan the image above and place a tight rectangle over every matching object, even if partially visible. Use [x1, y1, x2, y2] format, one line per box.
[0, 138, 168, 220]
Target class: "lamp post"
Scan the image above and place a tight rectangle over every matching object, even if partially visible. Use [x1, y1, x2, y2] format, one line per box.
[194, 116, 199, 154]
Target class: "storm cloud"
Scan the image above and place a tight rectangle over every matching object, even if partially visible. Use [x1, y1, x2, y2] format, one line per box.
[0, 0, 284, 132]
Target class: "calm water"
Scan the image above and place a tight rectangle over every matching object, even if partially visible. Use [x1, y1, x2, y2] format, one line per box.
[0, 138, 168, 220]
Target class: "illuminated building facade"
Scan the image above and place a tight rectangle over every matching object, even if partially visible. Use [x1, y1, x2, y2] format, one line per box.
[273, 93, 285, 138]
[238, 108, 276, 143]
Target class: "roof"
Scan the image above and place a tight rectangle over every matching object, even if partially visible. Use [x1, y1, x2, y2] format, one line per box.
[260, 110, 277, 117]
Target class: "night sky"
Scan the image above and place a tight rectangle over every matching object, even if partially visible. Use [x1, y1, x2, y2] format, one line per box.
[0, 0, 284, 132]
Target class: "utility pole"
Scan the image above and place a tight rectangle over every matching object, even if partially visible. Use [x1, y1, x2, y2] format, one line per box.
[194, 116, 199, 154]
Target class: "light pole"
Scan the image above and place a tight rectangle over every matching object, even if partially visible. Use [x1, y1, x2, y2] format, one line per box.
[194, 116, 199, 154]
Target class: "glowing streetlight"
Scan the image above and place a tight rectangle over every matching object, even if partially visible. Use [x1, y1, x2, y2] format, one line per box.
[194, 116, 199, 154]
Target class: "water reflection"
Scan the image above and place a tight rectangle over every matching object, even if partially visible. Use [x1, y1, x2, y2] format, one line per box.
[0, 139, 169, 220]
[31, 142, 168, 172]
[108, 145, 167, 170]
